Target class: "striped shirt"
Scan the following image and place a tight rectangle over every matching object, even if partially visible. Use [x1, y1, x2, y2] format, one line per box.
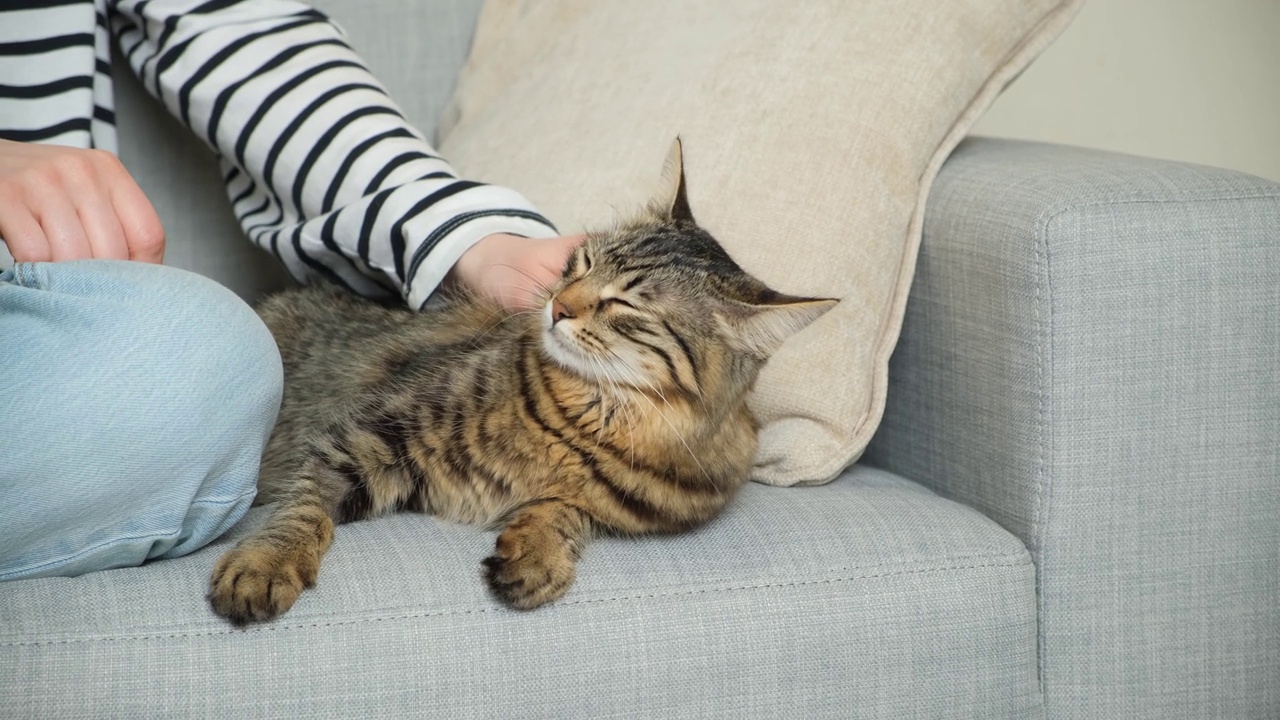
[0, 0, 557, 308]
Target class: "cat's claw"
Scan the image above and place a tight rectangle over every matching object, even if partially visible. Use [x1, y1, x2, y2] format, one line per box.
[208, 545, 318, 625]
[483, 546, 575, 610]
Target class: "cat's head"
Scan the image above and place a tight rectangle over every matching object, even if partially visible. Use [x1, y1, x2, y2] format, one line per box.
[541, 139, 836, 401]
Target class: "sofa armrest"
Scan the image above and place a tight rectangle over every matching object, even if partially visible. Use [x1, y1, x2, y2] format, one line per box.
[864, 137, 1279, 719]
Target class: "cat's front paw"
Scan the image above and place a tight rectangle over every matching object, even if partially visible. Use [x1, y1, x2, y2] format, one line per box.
[483, 527, 577, 610]
[208, 543, 320, 625]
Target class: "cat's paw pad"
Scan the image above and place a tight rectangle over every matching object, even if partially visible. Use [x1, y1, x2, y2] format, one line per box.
[483, 531, 576, 610]
[208, 544, 318, 625]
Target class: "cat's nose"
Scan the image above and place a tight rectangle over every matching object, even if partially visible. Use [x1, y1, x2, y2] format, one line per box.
[551, 299, 576, 325]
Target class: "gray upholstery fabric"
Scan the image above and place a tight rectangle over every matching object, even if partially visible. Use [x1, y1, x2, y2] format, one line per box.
[11, 0, 1275, 711]
[7, 5, 1046, 716]
[865, 138, 1280, 720]
[0, 466, 1039, 719]
[109, 0, 486, 303]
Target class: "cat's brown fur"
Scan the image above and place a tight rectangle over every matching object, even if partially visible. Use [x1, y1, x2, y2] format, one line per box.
[208, 141, 835, 624]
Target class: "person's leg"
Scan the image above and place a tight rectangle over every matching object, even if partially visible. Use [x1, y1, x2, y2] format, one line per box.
[0, 260, 283, 580]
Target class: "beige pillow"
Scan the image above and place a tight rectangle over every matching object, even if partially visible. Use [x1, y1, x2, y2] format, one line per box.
[438, 0, 1083, 486]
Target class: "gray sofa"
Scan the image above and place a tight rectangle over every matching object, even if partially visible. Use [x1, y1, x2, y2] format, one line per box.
[2, 3, 1277, 718]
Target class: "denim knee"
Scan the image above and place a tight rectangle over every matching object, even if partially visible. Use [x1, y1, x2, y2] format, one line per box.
[0, 260, 283, 579]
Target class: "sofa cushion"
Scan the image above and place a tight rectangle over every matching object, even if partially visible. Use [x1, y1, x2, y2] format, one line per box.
[1, 466, 1038, 718]
[436, 0, 1083, 485]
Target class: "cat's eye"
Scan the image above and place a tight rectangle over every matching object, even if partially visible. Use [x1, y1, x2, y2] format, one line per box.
[597, 297, 636, 312]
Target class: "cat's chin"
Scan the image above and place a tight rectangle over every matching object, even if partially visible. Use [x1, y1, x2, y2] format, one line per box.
[541, 327, 633, 391]
[541, 327, 597, 379]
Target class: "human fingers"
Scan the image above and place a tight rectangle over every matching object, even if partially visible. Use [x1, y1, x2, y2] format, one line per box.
[33, 188, 93, 262]
[526, 234, 586, 290]
[544, 233, 586, 271]
[60, 157, 129, 261]
[0, 191, 51, 262]
[0, 145, 146, 262]
[492, 235, 584, 311]
[100, 153, 164, 263]
[81, 194, 130, 260]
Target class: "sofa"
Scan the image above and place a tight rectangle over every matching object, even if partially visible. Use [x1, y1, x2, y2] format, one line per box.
[2, 3, 1276, 718]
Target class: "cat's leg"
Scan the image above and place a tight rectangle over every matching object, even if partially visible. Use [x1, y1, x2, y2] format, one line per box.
[207, 453, 349, 624]
[484, 499, 593, 610]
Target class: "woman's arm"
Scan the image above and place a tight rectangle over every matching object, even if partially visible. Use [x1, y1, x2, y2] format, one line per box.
[108, 0, 559, 308]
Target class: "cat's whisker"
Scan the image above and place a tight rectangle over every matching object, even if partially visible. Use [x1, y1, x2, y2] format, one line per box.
[597, 360, 639, 475]
[599, 349, 710, 483]
[581, 356, 645, 497]
[621, 399, 639, 474]
[581, 352, 643, 477]
[506, 279, 553, 306]
[635, 388, 711, 483]
[580, 354, 632, 472]
[469, 307, 543, 347]
[491, 263, 555, 301]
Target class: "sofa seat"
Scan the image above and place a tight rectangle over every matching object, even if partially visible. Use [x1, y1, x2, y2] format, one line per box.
[1, 466, 1039, 718]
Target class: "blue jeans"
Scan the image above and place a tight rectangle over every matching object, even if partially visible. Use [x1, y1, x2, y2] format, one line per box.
[0, 260, 283, 580]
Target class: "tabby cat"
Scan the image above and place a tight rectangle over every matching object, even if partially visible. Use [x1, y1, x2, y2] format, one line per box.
[208, 140, 836, 624]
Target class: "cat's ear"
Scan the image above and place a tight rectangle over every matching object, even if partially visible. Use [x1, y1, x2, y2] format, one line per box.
[654, 136, 695, 223]
[715, 294, 838, 358]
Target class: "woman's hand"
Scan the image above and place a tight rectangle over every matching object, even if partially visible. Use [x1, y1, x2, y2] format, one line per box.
[0, 139, 165, 263]
[448, 232, 585, 311]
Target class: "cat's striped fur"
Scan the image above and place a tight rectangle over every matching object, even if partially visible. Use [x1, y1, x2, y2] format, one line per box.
[208, 141, 835, 624]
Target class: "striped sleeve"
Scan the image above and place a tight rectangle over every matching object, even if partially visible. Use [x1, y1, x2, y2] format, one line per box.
[108, 0, 558, 307]
[0, 1, 104, 149]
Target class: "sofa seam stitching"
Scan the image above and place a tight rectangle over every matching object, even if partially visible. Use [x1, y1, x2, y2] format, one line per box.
[233, 549, 1034, 625]
[1035, 192, 1280, 222]
[1030, 198, 1056, 699]
[0, 558, 1032, 647]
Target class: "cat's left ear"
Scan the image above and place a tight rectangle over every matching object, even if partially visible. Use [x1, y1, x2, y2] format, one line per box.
[715, 293, 838, 359]
[655, 136, 695, 223]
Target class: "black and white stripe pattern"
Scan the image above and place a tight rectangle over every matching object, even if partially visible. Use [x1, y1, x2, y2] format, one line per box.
[1, 0, 556, 306]
[0, 1, 110, 148]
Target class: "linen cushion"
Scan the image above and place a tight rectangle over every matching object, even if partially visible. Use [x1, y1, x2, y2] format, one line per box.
[436, 0, 1084, 485]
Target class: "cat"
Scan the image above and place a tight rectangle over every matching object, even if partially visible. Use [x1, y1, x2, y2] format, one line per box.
[207, 139, 836, 624]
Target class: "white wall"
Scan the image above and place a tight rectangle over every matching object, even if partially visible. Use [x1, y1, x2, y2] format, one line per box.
[974, 0, 1280, 182]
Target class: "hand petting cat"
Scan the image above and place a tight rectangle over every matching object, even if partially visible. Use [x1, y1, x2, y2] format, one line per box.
[448, 232, 586, 311]
[0, 139, 577, 313]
